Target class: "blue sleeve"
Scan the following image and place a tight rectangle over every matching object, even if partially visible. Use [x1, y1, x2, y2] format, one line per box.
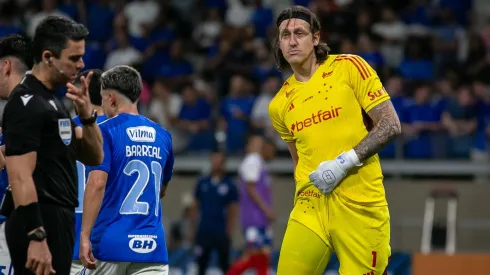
[87, 126, 111, 173]
[72, 116, 81, 127]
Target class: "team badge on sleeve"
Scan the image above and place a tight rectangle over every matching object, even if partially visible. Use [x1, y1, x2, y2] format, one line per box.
[58, 119, 72, 145]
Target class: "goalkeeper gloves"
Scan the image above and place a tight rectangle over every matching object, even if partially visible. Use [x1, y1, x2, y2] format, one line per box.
[308, 149, 362, 194]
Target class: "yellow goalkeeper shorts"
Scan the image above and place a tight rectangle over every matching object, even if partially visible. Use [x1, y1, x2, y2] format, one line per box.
[277, 185, 391, 275]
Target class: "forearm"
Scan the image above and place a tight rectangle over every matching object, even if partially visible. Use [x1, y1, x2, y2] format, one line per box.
[9, 176, 38, 207]
[80, 183, 104, 238]
[78, 124, 103, 166]
[353, 101, 402, 161]
[226, 204, 237, 235]
[247, 187, 271, 214]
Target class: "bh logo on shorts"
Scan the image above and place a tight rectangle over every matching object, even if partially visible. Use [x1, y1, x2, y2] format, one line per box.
[128, 235, 157, 253]
[58, 119, 72, 145]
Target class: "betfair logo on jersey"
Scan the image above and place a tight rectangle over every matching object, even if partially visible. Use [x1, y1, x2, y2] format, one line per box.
[368, 87, 387, 101]
[290, 107, 342, 136]
[298, 190, 322, 198]
[126, 126, 156, 142]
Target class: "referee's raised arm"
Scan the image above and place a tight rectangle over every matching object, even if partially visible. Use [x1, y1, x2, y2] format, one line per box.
[1, 16, 102, 275]
[67, 71, 104, 166]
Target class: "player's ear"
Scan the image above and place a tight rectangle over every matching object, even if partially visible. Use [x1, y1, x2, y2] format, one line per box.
[313, 31, 320, 47]
[2, 59, 11, 76]
[42, 50, 53, 65]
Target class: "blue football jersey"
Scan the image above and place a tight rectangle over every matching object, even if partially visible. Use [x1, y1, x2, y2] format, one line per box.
[72, 114, 108, 261]
[88, 113, 173, 263]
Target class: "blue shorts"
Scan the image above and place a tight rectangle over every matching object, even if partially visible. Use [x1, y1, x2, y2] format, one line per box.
[243, 227, 272, 249]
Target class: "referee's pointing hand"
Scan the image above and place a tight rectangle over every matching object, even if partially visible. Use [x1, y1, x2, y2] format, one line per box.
[66, 71, 93, 119]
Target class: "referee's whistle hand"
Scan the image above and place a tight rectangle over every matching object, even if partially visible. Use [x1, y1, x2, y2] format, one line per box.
[26, 240, 56, 275]
[66, 71, 93, 119]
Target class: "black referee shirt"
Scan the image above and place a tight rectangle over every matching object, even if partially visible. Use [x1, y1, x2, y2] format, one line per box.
[2, 74, 78, 208]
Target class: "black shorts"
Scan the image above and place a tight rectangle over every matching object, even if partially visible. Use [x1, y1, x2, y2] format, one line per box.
[5, 204, 75, 275]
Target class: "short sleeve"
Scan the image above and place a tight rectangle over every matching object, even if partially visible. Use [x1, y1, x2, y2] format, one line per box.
[342, 55, 390, 113]
[86, 126, 112, 173]
[268, 99, 294, 142]
[239, 154, 261, 183]
[3, 92, 45, 156]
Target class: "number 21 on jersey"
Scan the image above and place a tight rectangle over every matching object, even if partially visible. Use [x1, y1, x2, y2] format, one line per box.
[75, 160, 163, 216]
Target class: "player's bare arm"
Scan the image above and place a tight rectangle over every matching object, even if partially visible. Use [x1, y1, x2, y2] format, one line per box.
[353, 101, 402, 161]
[227, 202, 238, 236]
[160, 185, 168, 198]
[80, 170, 108, 269]
[6, 152, 38, 208]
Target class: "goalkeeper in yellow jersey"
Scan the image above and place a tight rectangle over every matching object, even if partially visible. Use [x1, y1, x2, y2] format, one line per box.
[268, 6, 402, 275]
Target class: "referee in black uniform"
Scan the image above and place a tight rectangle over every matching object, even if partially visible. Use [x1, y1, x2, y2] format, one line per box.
[2, 16, 103, 275]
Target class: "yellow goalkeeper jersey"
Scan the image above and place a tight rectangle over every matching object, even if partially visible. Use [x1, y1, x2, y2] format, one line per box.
[268, 54, 390, 206]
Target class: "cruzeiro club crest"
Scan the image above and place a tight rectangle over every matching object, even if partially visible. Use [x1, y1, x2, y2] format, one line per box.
[58, 119, 72, 145]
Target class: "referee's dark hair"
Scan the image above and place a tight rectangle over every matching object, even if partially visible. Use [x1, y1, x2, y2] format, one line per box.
[0, 34, 33, 73]
[32, 16, 88, 64]
[75, 69, 103, 106]
[101, 65, 142, 103]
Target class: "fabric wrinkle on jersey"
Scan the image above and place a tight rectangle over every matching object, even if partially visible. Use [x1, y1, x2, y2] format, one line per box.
[87, 113, 173, 264]
[268, 54, 390, 206]
[72, 114, 108, 261]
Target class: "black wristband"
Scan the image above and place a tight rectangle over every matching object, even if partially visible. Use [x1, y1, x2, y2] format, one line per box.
[17, 202, 44, 234]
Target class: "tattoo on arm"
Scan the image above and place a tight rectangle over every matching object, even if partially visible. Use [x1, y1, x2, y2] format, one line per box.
[353, 101, 402, 161]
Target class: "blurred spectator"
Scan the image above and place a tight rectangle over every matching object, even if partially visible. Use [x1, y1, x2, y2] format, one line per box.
[148, 79, 188, 152]
[190, 152, 238, 275]
[357, 33, 384, 72]
[431, 9, 467, 76]
[27, 0, 71, 37]
[228, 135, 275, 275]
[372, 7, 407, 68]
[472, 81, 490, 162]
[193, 8, 223, 53]
[123, 0, 160, 38]
[249, 0, 274, 38]
[85, 0, 115, 44]
[399, 37, 434, 81]
[157, 39, 194, 89]
[251, 74, 283, 148]
[219, 75, 255, 153]
[0, 2, 23, 37]
[403, 83, 444, 159]
[379, 75, 406, 158]
[177, 85, 215, 152]
[442, 86, 478, 158]
[252, 40, 281, 84]
[226, 0, 253, 28]
[104, 21, 142, 70]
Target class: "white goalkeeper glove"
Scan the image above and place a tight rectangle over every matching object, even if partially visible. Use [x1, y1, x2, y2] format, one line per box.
[308, 149, 362, 194]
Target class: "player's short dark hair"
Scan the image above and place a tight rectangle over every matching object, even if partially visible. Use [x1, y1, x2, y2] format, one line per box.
[101, 65, 142, 103]
[0, 34, 33, 72]
[272, 6, 330, 72]
[75, 69, 103, 106]
[32, 16, 89, 63]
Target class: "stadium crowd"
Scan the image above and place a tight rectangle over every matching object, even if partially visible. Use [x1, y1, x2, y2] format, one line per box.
[0, 0, 488, 160]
